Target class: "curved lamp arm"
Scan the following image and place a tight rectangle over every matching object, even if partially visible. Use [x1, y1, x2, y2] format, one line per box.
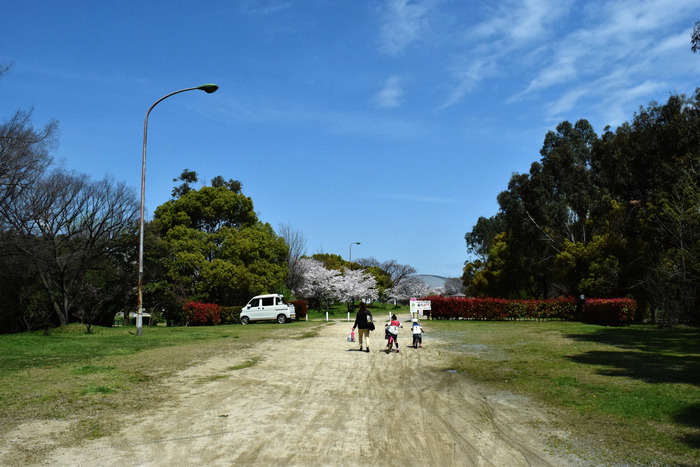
[136, 83, 218, 336]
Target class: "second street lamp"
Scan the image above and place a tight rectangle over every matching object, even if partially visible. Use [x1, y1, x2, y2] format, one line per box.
[349, 241, 360, 263]
[136, 83, 219, 336]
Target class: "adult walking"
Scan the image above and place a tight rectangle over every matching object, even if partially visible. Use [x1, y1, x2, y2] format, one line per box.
[352, 302, 373, 353]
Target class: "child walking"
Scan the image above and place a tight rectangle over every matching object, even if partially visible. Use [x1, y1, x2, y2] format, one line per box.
[411, 319, 424, 348]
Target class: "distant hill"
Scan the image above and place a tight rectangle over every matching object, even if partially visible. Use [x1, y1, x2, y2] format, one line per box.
[411, 274, 449, 289]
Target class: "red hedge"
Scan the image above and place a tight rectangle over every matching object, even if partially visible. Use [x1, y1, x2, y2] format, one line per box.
[583, 298, 636, 326]
[290, 300, 308, 319]
[425, 297, 577, 321]
[182, 301, 221, 326]
[423, 296, 635, 326]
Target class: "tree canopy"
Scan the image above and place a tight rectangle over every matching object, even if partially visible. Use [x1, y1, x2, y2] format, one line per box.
[146, 171, 288, 323]
[463, 90, 700, 325]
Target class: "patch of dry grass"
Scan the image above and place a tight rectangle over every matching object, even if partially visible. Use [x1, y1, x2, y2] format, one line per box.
[0, 321, 324, 454]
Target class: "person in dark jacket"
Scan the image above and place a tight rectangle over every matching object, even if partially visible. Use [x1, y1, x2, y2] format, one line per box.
[352, 302, 373, 353]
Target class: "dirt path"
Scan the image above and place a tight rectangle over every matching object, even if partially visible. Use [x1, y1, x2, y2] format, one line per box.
[14, 315, 591, 466]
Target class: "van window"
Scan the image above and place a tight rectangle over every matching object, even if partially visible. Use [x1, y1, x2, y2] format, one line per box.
[249, 298, 260, 307]
[262, 297, 275, 307]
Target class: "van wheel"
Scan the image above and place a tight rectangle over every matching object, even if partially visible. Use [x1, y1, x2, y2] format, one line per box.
[277, 314, 287, 324]
[241, 316, 250, 325]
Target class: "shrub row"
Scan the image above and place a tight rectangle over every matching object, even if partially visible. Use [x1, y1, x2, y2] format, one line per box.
[182, 301, 221, 326]
[423, 296, 636, 326]
[290, 300, 308, 320]
[221, 306, 243, 325]
[425, 296, 577, 321]
[182, 302, 298, 325]
[583, 298, 636, 326]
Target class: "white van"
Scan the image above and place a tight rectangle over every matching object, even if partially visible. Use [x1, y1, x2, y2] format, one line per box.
[240, 294, 295, 324]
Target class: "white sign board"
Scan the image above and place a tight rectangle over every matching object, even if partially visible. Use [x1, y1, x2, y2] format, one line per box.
[410, 298, 431, 317]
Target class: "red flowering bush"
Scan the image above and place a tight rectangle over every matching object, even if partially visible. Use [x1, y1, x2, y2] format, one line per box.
[182, 301, 221, 326]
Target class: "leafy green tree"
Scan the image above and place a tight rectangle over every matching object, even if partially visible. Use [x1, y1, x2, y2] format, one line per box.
[171, 169, 199, 198]
[464, 90, 700, 324]
[465, 214, 505, 261]
[149, 173, 288, 318]
[155, 185, 256, 234]
[311, 253, 345, 271]
[208, 223, 288, 304]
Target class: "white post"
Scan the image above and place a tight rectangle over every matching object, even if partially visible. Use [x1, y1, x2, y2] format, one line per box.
[347, 312, 350, 321]
[325, 311, 329, 321]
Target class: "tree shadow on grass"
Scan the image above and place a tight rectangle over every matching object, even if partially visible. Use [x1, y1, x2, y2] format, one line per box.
[565, 327, 700, 449]
[565, 349, 700, 386]
[674, 402, 700, 450]
[564, 327, 700, 387]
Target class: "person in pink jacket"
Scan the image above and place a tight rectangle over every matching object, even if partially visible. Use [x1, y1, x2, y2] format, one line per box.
[385, 314, 402, 353]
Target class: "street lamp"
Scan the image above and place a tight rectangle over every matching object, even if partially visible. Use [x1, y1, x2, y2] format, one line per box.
[349, 241, 360, 263]
[136, 83, 219, 336]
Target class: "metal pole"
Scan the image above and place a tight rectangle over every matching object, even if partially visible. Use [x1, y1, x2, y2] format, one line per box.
[136, 84, 218, 336]
[349, 241, 360, 263]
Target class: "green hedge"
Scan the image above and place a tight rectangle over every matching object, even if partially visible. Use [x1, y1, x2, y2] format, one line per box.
[221, 306, 243, 324]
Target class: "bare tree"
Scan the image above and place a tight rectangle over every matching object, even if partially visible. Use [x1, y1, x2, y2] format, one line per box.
[356, 257, 416, 287]
[3, 170, 138, 326]
[0, 110, 57, 219]
[381, 259, 417, 288]
[444, 277, 466, 296]
[278, 222, 307, 293]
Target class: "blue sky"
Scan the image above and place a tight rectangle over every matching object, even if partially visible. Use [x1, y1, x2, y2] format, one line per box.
[2, 0, 699, 278]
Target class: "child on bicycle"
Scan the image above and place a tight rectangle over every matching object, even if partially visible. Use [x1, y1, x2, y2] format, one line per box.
[385, 314, 402, 352]
[411, 319, 424, 348]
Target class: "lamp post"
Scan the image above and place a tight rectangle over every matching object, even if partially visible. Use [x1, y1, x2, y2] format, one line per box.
[136, 83, 218, 336]
[349, 241, 360, 263]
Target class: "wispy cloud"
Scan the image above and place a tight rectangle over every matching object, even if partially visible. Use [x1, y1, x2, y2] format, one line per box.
[375, 75, 404, 109]
[378, 0, 438, 55]
[441, 0, 573, 109]
[241, 0, 292, 15]
[521, 0, 699, 123]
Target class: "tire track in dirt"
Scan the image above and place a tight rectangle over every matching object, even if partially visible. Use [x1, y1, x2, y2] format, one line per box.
[23, 315, 589, 466]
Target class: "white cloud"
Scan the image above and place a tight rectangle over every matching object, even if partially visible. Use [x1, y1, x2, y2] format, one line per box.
[378, 0, 437, 55]
[439, 57, 495, 109]
[376, 75, 404, 109]
[441, 0, 573, 109]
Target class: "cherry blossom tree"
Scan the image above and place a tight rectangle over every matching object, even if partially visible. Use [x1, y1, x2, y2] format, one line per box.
[295, 258, 340, 312]
[334, 268, 378, 305]
[296, 258, 378, 311]
[386, 277, 431, 303]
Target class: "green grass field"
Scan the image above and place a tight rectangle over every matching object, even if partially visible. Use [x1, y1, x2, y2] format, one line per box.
[426, 320, 700, 466]
[1, 317, 698, 465]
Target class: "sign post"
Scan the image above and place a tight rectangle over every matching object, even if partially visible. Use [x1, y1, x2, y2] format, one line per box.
[409, 298, 432, 320]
